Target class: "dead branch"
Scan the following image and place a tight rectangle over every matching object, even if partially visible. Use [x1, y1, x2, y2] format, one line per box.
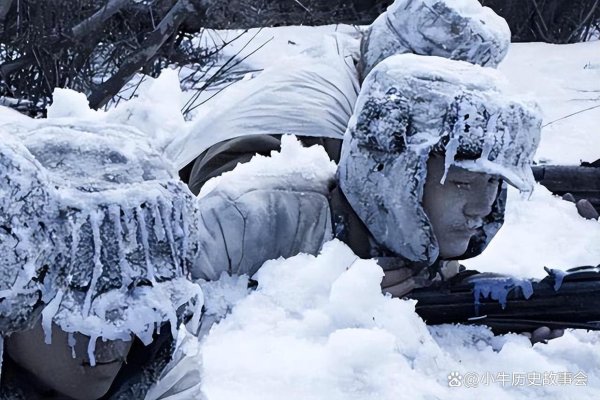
[87, 0, 196, 109]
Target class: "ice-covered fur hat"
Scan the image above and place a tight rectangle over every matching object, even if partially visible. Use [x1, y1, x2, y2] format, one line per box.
[338, 54, 541, 264]
[360, 0, 511, 79]
[0, 123, 202, 355]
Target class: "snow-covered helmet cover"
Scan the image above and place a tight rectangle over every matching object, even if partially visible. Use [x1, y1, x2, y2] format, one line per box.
[360, 0, 511, 78]
[0, 123, 202, 350]
[338, 54, 541, 264]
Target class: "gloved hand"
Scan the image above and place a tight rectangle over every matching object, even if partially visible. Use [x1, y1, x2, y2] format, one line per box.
[522, 326, 564, 344]
[381, 260, 461, 298]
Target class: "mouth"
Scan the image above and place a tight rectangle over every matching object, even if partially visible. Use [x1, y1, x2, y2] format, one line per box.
[81, 359, 123, 367]
[452, 225, 479, 233]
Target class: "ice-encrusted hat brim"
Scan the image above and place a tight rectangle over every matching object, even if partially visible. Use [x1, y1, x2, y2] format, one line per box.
[1, 122, 203, 348]
[339, 54, 541, 264]
[454, 159, 535, 192]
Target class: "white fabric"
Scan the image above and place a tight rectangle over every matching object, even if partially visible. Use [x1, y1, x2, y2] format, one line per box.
[165, 35, 360, 170]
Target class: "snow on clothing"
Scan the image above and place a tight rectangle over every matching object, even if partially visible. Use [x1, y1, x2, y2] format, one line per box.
[189, 56, 542, 288]
[359, 0, 510, 79]
[166, 33, 360, 171]
[0, 123, 204, 399]
[189, 135, 447, 294]
[169, 0, 510, 172]
[339, 55, 541, 265]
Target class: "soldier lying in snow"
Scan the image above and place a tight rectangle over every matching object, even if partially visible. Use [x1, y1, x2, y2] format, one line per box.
[0, 122, 205, 399]
[169, 0, 511, 175]
[188, 54, 541, 301]
[0, 1, 555, 399]
[0, 54, 557, 399]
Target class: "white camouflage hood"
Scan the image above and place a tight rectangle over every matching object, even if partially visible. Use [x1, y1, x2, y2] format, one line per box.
[360, 0, 511, 78]
[339, 54, 542, 265]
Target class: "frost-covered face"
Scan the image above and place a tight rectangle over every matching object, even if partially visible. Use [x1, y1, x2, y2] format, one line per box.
[423, 155, 501, 259]
[5, 321, 132, 400]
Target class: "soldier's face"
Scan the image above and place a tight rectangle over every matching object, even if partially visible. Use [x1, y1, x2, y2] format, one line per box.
[5, 320, 132, 400]
[422, 155, 500, 259]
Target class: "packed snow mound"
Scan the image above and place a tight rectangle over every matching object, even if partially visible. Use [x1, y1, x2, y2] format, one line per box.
[201, 240, 600, 400]
[464, 184, 600, 278]
[106, 69, 188, 154]
[44, 68, 189, 161]
[198, 135, 337, 199]
[360, 0, 511, 77]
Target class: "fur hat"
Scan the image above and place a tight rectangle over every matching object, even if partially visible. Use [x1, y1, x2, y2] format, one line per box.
[339, 54, 541, 264]
[360, 0, 511, 78]
[0, 122, 203, 353]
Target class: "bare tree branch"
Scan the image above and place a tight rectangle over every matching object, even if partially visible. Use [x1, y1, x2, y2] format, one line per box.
[88, 0, 196, 109]
[565, 0, 599, 42]
[0, 54, 34, 79]
[0, 0, 14, 26]
[70, 0, 132, 38]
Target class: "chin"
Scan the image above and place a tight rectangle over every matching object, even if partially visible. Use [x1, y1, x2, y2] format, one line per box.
[57, 364, 122, 400]
[58, 382, 114, 400]
[438, 239, 471, 259]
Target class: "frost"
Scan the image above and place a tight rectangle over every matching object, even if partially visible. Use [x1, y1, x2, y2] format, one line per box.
[87, 334, 99, 367]
[339, 54, 540, 264]
[469, 274, 534, 311]
[42, 290, 64, 344]
[360, 0, 511, 77]
[0, 122, 204, 357]
[68, 332, 77, 359]
[546, 268, 568, 291]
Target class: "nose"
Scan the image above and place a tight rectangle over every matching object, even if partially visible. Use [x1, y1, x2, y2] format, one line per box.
[75, 331, 133, 364]
[92, 338, 132, 363]
[463, 182, 499, 219]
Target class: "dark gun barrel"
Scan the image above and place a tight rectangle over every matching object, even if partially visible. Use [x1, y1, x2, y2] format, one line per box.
[532, 162, 600, 213]
[409, 265, 600, 334]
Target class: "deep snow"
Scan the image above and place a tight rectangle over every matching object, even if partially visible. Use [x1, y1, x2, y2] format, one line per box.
[1, 16, 599, 400]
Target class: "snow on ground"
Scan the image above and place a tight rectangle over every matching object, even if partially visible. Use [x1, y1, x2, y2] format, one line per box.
[463, 184, 600, 278]
[498, 41, 600, 165]
[194, 25, 361, 72]
[200, 240, 600, 400]
[193, 26, 600, 165]
[2, 21, 599, 400]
